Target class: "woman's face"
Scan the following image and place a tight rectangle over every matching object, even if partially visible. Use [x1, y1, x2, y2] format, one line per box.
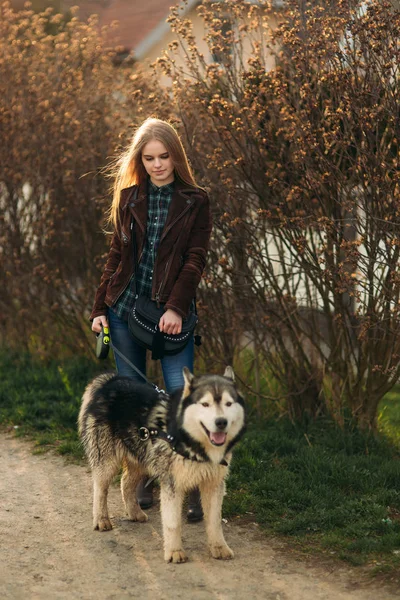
[142, 139, 175, 186]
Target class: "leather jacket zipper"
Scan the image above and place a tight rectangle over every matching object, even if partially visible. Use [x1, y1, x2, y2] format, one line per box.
[155, 257, 172, 308]
[110, 222, 138, 306]
[110, 271, 133, 306]
[159, 199, 193, 245]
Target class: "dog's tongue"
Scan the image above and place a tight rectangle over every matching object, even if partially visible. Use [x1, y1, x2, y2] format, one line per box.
[210, 431, 227, 445]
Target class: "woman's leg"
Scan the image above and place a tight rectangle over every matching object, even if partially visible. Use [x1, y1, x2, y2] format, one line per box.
[160, 336, 194, 394]
[161, 337, 202, 521]
[108, 310, 152, 506]
[108, 309, 147, 381]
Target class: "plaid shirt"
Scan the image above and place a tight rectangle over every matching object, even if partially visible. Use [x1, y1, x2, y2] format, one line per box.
[111, 178, 174, 320]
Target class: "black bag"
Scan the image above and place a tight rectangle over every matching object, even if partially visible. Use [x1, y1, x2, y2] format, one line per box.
[128, 295, 198, 359]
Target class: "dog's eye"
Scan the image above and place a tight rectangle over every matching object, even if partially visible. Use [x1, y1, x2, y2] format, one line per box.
[226, 402, 233, 407]
[201, 402, 209, 407]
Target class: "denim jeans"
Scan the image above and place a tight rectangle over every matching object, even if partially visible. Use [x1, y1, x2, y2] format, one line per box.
[108, 309, 194, 394]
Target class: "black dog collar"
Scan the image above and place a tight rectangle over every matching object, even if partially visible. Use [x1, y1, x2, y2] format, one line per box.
[138, 427, 228, 467]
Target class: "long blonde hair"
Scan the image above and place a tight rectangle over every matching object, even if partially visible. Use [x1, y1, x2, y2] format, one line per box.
[107, 118, 199, 230]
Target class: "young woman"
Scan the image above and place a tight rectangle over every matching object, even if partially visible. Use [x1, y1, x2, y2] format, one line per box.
[90, 118, 212, 521]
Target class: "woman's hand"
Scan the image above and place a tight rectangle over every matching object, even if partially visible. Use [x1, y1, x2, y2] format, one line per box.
[159, 309, 182, 335]
[92, 315, 109, 334]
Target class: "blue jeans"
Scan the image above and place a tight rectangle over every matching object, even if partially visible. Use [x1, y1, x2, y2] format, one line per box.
[108, 309, 194, 394]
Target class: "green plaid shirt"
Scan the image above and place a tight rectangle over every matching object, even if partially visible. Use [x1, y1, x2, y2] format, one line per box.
[111, 178, 174, 320]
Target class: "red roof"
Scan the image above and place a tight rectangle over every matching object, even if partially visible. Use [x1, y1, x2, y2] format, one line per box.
[62, 0, 176, 52]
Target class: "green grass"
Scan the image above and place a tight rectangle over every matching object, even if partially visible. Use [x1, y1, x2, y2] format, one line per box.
[1, 350, 400, 577]
[0, 350, 105, 460]
[379, 386, 400, 447]
[224, 417, 400, 574]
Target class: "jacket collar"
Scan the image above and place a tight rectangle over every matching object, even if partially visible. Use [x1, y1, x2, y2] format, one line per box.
[120, 177, 202, 206]
[120, 177, 202, 231]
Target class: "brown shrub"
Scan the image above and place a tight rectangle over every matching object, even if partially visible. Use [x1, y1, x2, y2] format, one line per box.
[154, 0, 400, 427]
[0, 2, 166, 357]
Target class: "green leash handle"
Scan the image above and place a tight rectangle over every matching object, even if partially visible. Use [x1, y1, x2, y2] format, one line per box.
[96, 325, 110, 359]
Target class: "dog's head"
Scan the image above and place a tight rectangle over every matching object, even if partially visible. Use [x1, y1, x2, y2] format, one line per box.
[178, 367, 246, 458]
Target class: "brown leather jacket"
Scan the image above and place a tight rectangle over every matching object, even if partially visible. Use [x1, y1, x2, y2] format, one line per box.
[90, 178, 212, 321]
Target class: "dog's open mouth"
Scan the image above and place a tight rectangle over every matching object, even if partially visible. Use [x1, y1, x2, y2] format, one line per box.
[201, 423, 227, 446]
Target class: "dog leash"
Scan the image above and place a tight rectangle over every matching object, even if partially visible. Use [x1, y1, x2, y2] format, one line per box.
[110, 341, 168, 396]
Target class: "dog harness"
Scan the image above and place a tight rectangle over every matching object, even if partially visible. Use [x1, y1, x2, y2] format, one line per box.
[138, 426, 229, 467]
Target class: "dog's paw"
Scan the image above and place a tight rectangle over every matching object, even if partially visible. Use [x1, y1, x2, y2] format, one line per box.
[128, 510, 149, 523]
[164, 549, 188, 564]
[94, 517, 113, 531]
[210, 544, 234, 560]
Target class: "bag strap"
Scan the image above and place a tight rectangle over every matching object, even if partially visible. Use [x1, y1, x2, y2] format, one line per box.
[193, 296, 202, 347]
[130, 186, 140, 298]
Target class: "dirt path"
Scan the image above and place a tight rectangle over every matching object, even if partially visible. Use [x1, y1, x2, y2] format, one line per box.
[0, 434, 398, 600]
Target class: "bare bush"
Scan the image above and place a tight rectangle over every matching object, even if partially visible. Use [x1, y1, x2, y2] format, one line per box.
[154, 0, 400, 428]
[0, 2, 163, 357]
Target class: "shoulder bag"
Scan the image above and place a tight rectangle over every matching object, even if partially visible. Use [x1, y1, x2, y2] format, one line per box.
[128, 295, 198, 359]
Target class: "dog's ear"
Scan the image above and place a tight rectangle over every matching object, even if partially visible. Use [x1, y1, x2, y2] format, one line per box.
[182, 366, 194, 398]
[223, 366, 235, 381]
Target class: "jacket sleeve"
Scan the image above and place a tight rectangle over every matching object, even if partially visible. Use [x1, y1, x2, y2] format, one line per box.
[89, 220, 122, 321]
[164, 193, 212, 318]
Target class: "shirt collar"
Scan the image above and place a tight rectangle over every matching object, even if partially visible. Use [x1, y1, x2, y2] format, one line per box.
[148, 177, 175, 194]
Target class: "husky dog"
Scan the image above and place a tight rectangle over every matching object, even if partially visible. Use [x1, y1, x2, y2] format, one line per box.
[78, 366, 245, 563]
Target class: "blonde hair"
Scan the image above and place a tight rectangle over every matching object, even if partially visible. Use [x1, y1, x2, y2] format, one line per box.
[107, 118, 199, 230]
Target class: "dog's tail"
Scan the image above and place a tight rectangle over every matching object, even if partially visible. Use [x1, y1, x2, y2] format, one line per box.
[78, 372, 115, 438]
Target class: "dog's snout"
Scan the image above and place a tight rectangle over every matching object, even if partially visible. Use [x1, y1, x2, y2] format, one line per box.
[215, 417, 228, 430]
